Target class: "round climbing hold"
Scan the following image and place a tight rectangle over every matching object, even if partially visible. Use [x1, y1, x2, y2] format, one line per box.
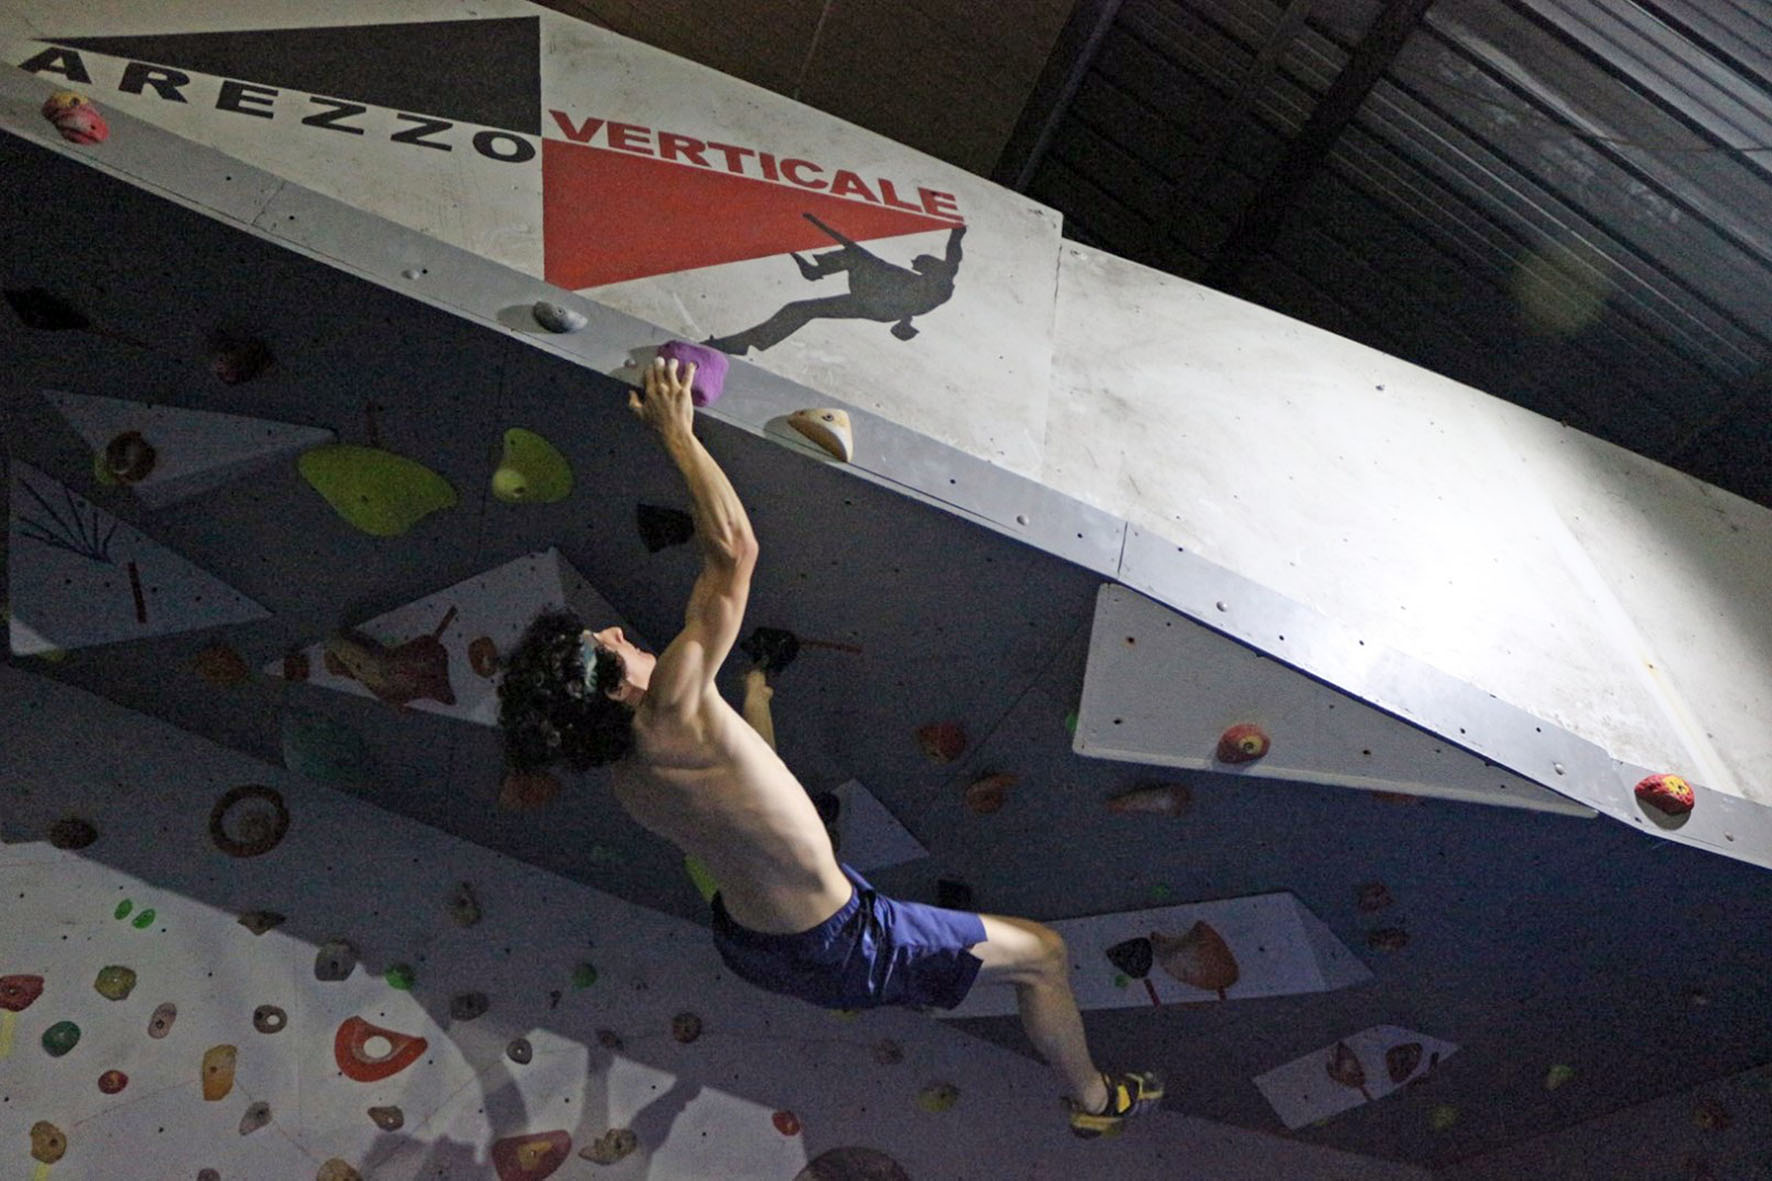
[531, 300, 587, 333]
[252, 1004, 287, 1034]
[772, 1110, 802, 1136]
[571, 963, 598, 989]
[202, 1044, 238, 1101]
[449, 991, 489, 1021]
[469, 636, 500, 678]
[1635, 772, 1695, 817]
[385, 963, 416, 991]
[239, 1099, 272, 1135]
[48, 816, 98, 850]
[94, 965, 137, 1001]
[671, 1012, 703, 1044]
[579, 1128, 638, 1165]
[506, 1037, 533, 1065]
[210, 784, 291, 858]
[42, 1019, 81, 1056]
[148, 1002, 177, 1038]
[98, 1068, 128, 1094]
[314, 939, 358, 982]
[104, 430, 156, 483]
[114, 899, 133, 920]
[1216, 722, 1271, 764]
[29, 1120, 67, 1164]
[368, 1105, 405, 1131]
[914, 722, 966, 764]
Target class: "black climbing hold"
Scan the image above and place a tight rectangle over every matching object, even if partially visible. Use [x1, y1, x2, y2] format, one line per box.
[506, 1037, 532, 1064]
[252, 1004, 287, 1034]
[812, 791, 841, 826]
[5, 287, 90, 331]
[450, 991, 489, 1021]
[636, 503, 694, 552]
[48, 816, 98, 850]
[740, 627, 799, 675]
[936, 879, 974, 910]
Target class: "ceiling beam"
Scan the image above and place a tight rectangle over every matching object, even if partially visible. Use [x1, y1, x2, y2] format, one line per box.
[1202, 0, 1436, 291]
[992, 0, 1126, 192]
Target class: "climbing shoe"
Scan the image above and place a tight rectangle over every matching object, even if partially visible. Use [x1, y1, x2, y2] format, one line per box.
[1068, 1070, 1164, 1138]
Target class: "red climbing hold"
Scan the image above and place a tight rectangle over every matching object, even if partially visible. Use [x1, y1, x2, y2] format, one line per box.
[772, 1110, 802, 1136]
[1216, 723, 1270, 764]
[0, 975, 44, 1011]
[97, 1069, 129, 1094]
[1635, 773, 1695, 817]
[41, 91, 109, 144]
[334, 1017, 427, 1083]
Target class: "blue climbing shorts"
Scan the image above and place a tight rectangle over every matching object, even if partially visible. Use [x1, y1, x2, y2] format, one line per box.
[710, 864, 987, 1011]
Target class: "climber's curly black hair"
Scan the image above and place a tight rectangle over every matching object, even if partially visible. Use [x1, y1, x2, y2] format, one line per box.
[497, 610, 634, 771]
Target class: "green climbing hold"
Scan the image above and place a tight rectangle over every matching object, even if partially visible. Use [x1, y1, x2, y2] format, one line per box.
[684, 854, 718, 903]
[1429, 1104, 1459, 1131]
[1545, 1064, 1576, 1091]
[1149, 884, 1171, 902]
[298, 444, 457, 537]
[1065, 710, 1078, 736]
[385, 963, 415, 991]
[491, 428, 572, 504]
[916, 1082, 960, 1113]
[132, 908, 156, 929]
[114, 899, 133, 920]
[42, 1020, 80, 1057]
[1113, 974, 1129, 989]
[93, 965, 137, 1001]
[571, 963, 598, 989]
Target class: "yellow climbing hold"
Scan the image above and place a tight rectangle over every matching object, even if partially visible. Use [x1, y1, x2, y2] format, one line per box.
[491, 428, 572, 504]
[298, 444, 456, 536]
[685, 854, 718, 904]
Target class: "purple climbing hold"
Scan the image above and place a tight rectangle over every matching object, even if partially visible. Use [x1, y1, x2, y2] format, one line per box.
[657, 341, 729, 406]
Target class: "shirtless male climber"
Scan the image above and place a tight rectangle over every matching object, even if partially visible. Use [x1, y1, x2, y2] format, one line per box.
[497, 356, 1161, 1137]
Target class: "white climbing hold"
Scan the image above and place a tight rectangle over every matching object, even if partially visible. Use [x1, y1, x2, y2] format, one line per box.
[532, 301, 587, 333]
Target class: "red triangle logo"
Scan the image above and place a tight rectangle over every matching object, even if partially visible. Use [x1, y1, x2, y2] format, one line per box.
[542, 141, 962, 289]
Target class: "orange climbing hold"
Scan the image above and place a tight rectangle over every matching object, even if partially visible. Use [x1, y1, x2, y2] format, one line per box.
[1215, 723, 1270, 764]
[1635, 772, 1695, 816]
[334, 1017, 428, 1083]
[915, 722, 966, 764]
[492, 1130, 572, 1180]
[201, 1044, 237, 1101]
[963, 773, 1017, 815]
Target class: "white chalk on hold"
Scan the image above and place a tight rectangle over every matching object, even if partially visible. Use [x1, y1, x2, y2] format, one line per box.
[532, 301, 587, 333]
[787, 409, 853, 462]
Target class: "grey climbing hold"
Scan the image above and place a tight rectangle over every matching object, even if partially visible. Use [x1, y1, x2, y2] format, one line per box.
[580, 1128, 638, 1165]
[314, 939, 358, 982]
[368, 1105, 404, 1131]
[447, 881, 481, 927]
[531, 300, 587, 333]
[148, 1002, 177, 1039]
[506, 1037, 532, 1065]
[198, 1171, 221, 1181]
[239, 1099, 271, 1135]
[449, 991, 489, 1021]
[252, 1004, 287, 1034]
[238, 910, 286, 935]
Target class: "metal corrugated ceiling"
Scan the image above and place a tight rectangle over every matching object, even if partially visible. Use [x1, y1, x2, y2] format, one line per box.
[1006, 0, 1772, 508]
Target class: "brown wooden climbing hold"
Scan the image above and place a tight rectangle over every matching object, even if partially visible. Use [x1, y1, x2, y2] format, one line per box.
[492, 1130, 572, 1179]
[368, 1105, 405, 1131]
[787, 408, 853, 461]
[498, 768, 563, 811]
[148, 1001, 177, 1038]
[579, 1128, 638, 1165]
[772, 1110, 802, 1135]
[1216, 723, 1270, 764]
[98, 1068, 128, 1094]
[48, 816, 98, 849]
[317, 1160, 362, 1181]
[194, 644, 250, 687]
[314, 939, 358, 982]
[104, 430, 157, 483]
[211, 784, 291, 858]
[469, 636, 500, 678]
[1152, 921, 1239, 999]
[915, 722, 966, 764]
[670, 1012, 702, 1043]
[334, 1016, 427, 1083]
[1636, 772, 1695, 817]
[252, 1004, 287, 1034]
[201, 1044, 238, 1101]
[41, 90, 108, 144]
[29, 1120, 67, 1164]
[963, 772, 1017, 815]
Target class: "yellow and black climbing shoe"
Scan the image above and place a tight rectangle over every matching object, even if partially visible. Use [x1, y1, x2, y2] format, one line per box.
[1068, 1070, 1164, 1139]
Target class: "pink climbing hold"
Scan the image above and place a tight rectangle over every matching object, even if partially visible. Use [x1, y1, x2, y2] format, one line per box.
[657, 341, 728, 406]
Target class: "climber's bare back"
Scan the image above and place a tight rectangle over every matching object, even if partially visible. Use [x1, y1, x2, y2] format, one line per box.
[610, 689, 851, 934]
